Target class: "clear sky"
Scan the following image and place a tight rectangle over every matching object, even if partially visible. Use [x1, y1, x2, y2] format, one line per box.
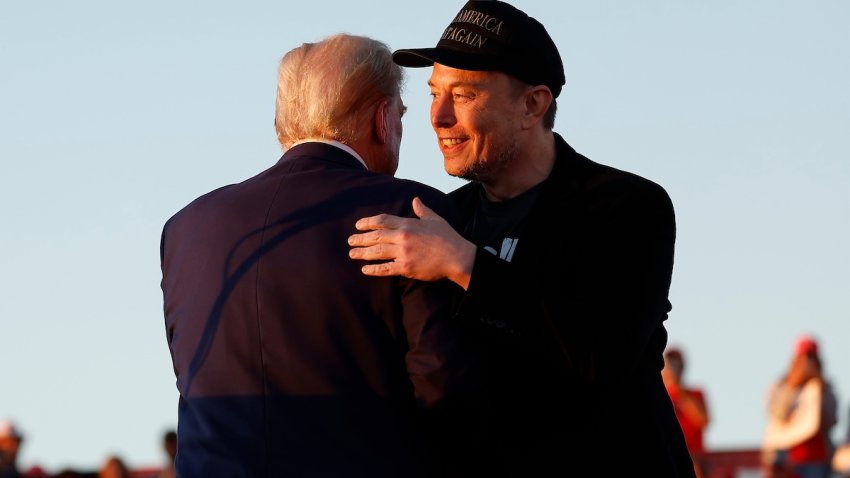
[2, 0, 848, 473]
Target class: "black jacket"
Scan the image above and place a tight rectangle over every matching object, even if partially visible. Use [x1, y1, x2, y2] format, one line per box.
[451, 133, 695, 477]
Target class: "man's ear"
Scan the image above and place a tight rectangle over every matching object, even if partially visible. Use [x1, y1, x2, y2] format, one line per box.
[522, 86, 553, 129]
[373, 100, 389, 144]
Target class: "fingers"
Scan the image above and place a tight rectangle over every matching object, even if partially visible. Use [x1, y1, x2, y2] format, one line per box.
[412, 197, 448, 224]
[354, 213, 405, 231]
[411, 197, 435, 220]
[347, 230, 382, 248]
[348, 242, 395, 261]
[353, 215, 380, 231]
[359, 262, 396, 277]
[411, 197, 426, 219]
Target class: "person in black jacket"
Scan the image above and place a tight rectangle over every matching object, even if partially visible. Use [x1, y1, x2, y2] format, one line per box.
[161, 33, 483, 478]
[347, 1, 694, 476]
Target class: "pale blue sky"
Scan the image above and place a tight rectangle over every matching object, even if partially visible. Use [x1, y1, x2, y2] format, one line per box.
[2, 0, 848, 472]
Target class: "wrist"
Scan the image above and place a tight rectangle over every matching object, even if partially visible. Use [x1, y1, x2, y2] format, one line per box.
[449, 241, 476, 290]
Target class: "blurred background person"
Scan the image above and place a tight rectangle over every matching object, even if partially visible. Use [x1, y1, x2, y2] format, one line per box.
[0, 419, 23, 478]
[0, 422, 48, 478]
[156, 430, 176, 478]
[662, 347, 711, 478]
[762, 335, 837, 478]
[97, 455, 129, 478]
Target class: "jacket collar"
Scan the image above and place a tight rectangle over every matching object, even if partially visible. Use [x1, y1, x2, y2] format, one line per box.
[277, 141, 369, 171]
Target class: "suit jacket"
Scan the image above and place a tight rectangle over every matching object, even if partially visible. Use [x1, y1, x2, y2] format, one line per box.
[450, 133, 695, 477]
[160, 142, 481, 478]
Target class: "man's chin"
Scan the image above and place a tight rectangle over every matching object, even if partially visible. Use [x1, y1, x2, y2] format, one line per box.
[448, 170, 477, 182]
[447, 160, 488, 182]
[443, 158, 468, 179]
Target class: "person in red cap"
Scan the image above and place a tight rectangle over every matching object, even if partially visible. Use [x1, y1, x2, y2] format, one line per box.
[762, 335, 838, 478]
[348, 0, 692, 475]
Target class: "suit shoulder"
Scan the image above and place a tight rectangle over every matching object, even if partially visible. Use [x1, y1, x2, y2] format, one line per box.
[548, 144, 675, 224]
[607, 165, 670, 201]
[162, 183, 236, 231]
[574, 155, 671, 204]
[556, 135, 669, 195]
[388, 177, 456, 213]
[390, 176, 449, 197]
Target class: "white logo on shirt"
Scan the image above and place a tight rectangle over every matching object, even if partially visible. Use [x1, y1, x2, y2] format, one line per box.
[483, 237, 518, 262]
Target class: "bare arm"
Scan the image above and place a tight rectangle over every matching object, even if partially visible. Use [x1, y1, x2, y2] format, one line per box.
[763, 379, 823, 450]
[348, 197, 477, 290]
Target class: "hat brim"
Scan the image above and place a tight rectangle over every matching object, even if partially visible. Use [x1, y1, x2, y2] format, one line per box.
[392, 48, 505, 72]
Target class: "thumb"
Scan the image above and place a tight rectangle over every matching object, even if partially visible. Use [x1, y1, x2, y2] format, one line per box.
[411, 196, 436, 220]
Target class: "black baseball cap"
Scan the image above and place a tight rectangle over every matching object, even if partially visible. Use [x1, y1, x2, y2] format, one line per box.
[392, 0, 566, 98]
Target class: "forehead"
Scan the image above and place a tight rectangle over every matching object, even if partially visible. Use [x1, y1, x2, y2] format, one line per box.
[428, 63, 515, 90]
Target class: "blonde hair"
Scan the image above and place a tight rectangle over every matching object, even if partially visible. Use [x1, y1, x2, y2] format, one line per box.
[274, 33, 404, 149]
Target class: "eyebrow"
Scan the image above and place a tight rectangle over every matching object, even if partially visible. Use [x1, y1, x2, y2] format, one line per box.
[427, 78, 486, 89]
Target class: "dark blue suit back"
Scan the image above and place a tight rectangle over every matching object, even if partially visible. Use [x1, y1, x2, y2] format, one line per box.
[160, 143, 478, 477]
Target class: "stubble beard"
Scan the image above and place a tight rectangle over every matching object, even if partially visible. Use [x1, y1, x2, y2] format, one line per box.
[451, 140, 519, 184]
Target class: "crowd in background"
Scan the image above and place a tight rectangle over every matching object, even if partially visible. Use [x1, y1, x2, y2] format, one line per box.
[661, 335, 850, 478]
[758, 336, 850, 478]
[0, 425, 174, 478]
[4, 335, 850, 478]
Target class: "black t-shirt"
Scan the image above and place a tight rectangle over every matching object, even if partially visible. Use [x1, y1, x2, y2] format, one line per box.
[464, 182, 544, 263]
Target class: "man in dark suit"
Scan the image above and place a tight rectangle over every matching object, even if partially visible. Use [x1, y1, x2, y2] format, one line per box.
[347, 1, 695, 476]
[160, 33, 481, 478]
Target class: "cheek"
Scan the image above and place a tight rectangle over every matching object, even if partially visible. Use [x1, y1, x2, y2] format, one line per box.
[466, 103, 501, 131]
[469, 113, 501, 145]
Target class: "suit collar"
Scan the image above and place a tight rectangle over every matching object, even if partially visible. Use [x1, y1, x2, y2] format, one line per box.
[279, 141, 369, 171]
[288, 139, 368, 169]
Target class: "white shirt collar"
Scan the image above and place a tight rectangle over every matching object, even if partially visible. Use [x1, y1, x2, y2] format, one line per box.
[288, 138, 368, 170]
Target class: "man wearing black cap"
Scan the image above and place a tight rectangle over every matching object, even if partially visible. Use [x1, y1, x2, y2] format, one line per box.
[348, 1, 694, 476]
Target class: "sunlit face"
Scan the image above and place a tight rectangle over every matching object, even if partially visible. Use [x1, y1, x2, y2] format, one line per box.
[428, 63, 526, 183]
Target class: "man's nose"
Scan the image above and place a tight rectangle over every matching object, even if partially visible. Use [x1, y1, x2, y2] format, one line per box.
[431, 96, 456, 129]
